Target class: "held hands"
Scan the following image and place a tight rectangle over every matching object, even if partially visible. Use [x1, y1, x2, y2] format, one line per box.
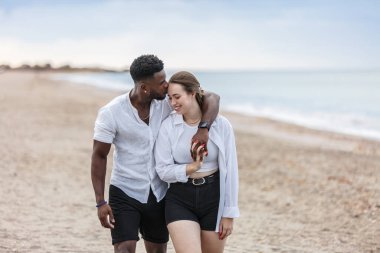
[219, 217, 234, 240]
[191, 128, 209, 161]
[97, 204, 115, 229]
[188, 142, 207, 174]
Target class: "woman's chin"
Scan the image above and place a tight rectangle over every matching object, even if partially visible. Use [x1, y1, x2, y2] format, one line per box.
[174, 108, 183, 114]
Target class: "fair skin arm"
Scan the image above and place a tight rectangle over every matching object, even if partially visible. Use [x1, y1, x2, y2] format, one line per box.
[218, 218, 234, 240]
[91, 140, 115, 229]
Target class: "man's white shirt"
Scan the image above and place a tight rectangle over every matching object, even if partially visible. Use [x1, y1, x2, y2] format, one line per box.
[93, 91, 172, 203]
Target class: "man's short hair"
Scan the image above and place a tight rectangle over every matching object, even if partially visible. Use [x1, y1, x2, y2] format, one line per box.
[130, 55, 164, 83]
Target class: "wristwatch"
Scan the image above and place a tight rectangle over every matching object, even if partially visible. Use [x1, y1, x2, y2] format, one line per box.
[198, 121, 210, 130]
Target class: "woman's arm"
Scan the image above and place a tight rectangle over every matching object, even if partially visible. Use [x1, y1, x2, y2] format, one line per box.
[222, 118, 240, 218]
[155, 120, 205, 183]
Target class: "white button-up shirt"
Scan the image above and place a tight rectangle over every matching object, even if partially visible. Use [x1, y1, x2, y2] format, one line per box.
[93, 92, 172, 203]
[155, 113, 240, 231]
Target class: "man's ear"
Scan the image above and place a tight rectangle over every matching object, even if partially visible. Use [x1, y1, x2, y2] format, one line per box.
[140, 83, 149, 94]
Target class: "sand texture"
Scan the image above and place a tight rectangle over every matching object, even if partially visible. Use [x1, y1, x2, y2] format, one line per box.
[0, 72, 379, 253]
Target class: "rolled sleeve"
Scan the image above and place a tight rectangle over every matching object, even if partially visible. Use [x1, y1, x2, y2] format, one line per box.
[93, 108, 116, 144]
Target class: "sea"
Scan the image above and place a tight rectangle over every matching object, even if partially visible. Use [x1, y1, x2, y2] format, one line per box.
[52, 69, 380, 141]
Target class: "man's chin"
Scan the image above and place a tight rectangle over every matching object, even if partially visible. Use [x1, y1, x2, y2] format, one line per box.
[155, 95, 167, 100]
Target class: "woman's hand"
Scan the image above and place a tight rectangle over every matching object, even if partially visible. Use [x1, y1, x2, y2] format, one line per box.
[191, 128, 209, 160]
[190, 139, 208, 161]
[187, 142, 206, 175]
[219, 217, 234, 240]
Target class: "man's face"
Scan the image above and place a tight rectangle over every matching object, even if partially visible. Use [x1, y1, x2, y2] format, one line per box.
[145, 70, 168, 100]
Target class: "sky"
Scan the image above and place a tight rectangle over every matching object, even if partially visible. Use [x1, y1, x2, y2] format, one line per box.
[0, 0, 379, 70]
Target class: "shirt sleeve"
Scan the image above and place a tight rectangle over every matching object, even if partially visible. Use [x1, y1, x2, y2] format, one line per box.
[93, 107, 116, 144]
[222, 118, 240, 218]
[154, 119, 188, 183]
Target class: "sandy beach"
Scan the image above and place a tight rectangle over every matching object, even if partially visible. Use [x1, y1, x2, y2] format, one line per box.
[0, 72, 379, 253]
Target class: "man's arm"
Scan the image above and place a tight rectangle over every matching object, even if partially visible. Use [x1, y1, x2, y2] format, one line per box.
[91, 140, 111, 203]
[91, 140, 114, 228]
[191, 91, 220, 153]
[200, 91, 220, 129]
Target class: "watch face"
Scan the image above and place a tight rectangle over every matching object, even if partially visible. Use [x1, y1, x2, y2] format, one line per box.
[198, 121, 209, 128]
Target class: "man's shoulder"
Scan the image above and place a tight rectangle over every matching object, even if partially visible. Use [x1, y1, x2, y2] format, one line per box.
[101, 94, 127, 111]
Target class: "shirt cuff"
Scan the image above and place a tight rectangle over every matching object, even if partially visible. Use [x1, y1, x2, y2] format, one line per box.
[175, 164, 188, 183]
[93, 133, 113, 144]
[222, 206, 240, 218]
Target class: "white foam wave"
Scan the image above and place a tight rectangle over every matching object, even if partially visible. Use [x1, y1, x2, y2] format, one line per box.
[225, 103, 380, 141]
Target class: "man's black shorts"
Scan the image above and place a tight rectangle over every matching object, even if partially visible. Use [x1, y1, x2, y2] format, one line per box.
[108, 185, 169, 245]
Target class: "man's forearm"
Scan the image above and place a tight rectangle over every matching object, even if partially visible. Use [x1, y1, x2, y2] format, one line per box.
[201, 91, 220, 125]
[91, 155, 107, 203]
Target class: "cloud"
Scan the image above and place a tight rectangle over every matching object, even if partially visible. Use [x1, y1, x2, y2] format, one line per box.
[0, 0, 379, 70]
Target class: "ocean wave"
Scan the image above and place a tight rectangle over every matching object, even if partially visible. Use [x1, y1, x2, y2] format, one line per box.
[225, 103, 380, 141]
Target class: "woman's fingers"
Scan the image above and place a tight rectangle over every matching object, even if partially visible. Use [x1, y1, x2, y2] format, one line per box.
[195, 144, 205, 162]
[191, 141, 201, 161]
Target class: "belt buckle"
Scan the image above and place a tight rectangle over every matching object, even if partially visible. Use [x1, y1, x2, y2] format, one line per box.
[192, 177, 206, 186]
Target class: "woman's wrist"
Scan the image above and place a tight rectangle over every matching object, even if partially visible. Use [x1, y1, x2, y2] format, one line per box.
[187, 162, 201, 174]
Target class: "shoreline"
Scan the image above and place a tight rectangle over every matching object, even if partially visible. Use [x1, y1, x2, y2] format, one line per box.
[1, 72, 379, 252]
[40, 70, 380, 143]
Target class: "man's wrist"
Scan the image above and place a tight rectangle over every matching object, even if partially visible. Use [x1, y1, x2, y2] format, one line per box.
[96, 200, 107, 208]
[198, 121, 210, 130]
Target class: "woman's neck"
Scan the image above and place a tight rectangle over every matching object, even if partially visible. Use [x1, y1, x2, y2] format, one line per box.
[183, 107, 202, 125]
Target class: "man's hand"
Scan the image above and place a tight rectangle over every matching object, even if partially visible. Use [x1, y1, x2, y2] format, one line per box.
[97, 204, 115, 229]
[191, 128, 209, 161]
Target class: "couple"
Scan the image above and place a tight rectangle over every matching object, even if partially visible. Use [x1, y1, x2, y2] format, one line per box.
[91, 55, 239, 253]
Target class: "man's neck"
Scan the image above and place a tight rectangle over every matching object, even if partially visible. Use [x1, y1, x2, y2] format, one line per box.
[129, 88, 151, 109]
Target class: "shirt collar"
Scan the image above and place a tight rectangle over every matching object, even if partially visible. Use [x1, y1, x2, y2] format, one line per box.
[171, 112, 218, 128]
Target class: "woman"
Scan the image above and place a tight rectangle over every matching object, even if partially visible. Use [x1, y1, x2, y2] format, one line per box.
[155, 71, 239, 253]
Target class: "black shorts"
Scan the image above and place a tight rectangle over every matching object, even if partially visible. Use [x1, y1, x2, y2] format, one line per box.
[165, 171, 220, 231]
[108, 185, 169, 245]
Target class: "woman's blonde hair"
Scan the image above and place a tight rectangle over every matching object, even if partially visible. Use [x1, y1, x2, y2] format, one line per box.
[169, 71, 204, 107]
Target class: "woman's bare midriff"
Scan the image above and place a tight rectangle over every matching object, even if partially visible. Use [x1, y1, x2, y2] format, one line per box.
[189, 168, 218, 179]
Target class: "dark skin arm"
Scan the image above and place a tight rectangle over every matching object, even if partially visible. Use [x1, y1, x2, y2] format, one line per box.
[91, 140, 114, 229]
[191, 91, 220, 159]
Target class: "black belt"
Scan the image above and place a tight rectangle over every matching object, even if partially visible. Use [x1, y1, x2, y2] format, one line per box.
[186, 171, 219, 186]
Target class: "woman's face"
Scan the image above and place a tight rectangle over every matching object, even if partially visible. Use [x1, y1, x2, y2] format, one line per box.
[168, 83, 195, 115]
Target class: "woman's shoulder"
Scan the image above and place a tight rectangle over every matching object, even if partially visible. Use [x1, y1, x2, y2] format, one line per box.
[214, 115, 233, 129]
[161, 111, 181, 129]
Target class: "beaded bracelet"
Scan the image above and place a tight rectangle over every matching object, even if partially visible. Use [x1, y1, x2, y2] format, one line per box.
[96, 200, 107, 208]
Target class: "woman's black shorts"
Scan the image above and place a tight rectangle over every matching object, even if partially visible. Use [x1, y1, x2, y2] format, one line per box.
[165, 171, 220, 231]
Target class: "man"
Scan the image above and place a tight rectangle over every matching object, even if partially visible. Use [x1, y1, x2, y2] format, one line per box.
[91, 55, 219, 253]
